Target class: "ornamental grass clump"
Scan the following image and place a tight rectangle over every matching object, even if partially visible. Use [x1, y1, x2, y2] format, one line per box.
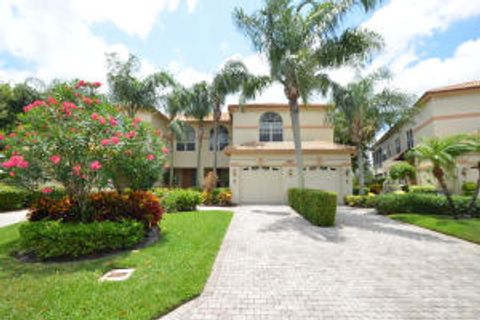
[0, 81, 167, 222]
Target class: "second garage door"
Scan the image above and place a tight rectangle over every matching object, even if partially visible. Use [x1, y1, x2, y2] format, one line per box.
[239, 166, 284, 204]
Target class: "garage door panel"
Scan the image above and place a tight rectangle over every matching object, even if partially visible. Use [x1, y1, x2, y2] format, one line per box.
[240, 166, 284, 204]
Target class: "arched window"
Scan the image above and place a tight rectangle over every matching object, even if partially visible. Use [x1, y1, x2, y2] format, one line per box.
[176, 125, 196, 151]
[209, 125, 229, 151]
[259, 112, 283, 142]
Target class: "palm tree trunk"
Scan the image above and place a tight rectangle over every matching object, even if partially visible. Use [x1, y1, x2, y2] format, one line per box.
[433, 166, 457, 218]
[289, 98, 305, 189]
[358, 144, 365, 195]
[467, 162, 480, 216]
[212, 105, 221, 176]
[168, 133, 175, 187]
[196, 122, 204, 188]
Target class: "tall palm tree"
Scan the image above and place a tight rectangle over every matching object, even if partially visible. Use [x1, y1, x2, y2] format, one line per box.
[233, 0, 383, 188]
[331, 70, 413, 194]
[411, 135, 472, 218]
[161, 85, 189, 187]
[184, 82, 212, 187]
[210, 61, 270, 175]
[106, 53, 174, 118]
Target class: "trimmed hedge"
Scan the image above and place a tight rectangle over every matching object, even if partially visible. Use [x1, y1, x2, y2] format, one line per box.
[157, 189, 201, 213]
[409, 185, 437, 194]
[288, 188, 337, 226]
[0, 183, 28, 212]
[19, 220, 145, 260]
[375, 193, 480, 217]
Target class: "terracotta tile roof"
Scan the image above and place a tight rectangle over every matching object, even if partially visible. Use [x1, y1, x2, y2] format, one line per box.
[224, 140, 355, 155]
[177, 112, 231, 123]
[228, 103, 329, 112]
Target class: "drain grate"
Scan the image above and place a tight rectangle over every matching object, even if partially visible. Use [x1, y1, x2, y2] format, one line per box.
[99, 269, 135, 282]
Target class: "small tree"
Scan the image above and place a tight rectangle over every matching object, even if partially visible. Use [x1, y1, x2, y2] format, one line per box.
[389, 161, 416, 184]
[464, 135, 480, 215]
[0, 81, 167, 220]
[410, 135, 472, 218]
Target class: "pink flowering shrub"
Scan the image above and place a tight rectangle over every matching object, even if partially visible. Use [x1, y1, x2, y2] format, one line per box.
[0, 81, 166, 220]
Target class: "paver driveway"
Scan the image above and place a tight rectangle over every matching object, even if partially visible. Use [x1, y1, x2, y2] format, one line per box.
[0, 209, 27, 228]
[162, 206, 480, 320]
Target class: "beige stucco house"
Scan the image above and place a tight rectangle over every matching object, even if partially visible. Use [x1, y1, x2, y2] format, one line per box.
[372, 81, 480, 192]
[141, 103, 355, 204]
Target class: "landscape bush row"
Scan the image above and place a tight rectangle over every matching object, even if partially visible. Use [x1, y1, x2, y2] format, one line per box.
[288, 188, 337, 227]
[152, 187, 232, 213]
[346, 192, 480, 218]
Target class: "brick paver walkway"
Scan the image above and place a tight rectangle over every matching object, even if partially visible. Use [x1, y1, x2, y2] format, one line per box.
[162, 206, 480, 320]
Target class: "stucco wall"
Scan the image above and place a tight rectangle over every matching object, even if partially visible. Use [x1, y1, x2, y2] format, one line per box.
[231, 107, 333, 145]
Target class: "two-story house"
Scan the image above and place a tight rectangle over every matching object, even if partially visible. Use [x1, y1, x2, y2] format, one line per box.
[141, 103, 355, 204]
[372, 81, 480, 192]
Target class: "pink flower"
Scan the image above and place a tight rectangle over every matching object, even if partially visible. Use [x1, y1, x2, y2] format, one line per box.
[2, 160, 14, 169]
[101, 139, 111, 146]
[98, 116, 106, 125]
[109, 116, 118, 127]
[17, 160, 29, 169]
[90, 160, 102, 171]
[146, 154, 155, 161]
[93, 81, 101, 87]
[133, 118, 142, 125]
[47, 96, 58, 105]
[23, 100, 46, 113]
[8, 132, 16, 138]
[111, 136, 120, 145]
[161, 147, 169, 155]
[82, 97, 93, 105]
[91, 113, 99, 120]
[41, 187, 52, 194]
[0, 134, 4, 141]
[72, 165, 81, 176]
[75, 80, 86, 88]
[94, 98, 101, 104]
[125, 130, 137, 139]
[50, 155, 61, 165]
[9, 171, 15, 177]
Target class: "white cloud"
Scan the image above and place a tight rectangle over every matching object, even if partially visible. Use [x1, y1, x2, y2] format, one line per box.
[186, 0, 198, 14]
[0, 0, 194, 85]
[363, 0, 480, 95]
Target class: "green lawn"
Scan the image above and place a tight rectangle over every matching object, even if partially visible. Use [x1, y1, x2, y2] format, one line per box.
[390, 214, 480, 244]
[0, 210, 232, 320]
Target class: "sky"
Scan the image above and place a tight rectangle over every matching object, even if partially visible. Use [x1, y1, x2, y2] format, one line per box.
[1, 0, 480, 107]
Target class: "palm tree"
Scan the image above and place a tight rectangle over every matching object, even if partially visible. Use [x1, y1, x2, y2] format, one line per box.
[331, 70, 413, 195]
[210, 61, 270, 175]
[161, 85, 189, 187]
[410, 135, 472, 218]
[233, 0, 383, 188]
[184, 82, 212, 187]
[106, 53, 174, 118]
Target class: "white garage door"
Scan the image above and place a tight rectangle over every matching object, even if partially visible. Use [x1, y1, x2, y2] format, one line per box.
[304, 166, 342, 198]
[239, 166, 284, 204]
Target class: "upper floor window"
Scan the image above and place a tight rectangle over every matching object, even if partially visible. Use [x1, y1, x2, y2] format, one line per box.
[209, 125, 229, 151]
[259, 112, 283, 142]
[406, 129, 414, 149]
[176, 125, 196, 151]
[395, 137, 401, 154]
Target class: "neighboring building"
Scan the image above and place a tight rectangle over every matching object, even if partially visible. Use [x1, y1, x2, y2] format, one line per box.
[372, 81, 480, 192]
[142, 103, 355, 204]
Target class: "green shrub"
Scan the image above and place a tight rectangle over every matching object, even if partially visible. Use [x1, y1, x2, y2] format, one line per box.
[201, 188, 232, 206]
[344, 194, 376, 208]
[462, 182, 477, 196]
[409, 185, 438, 194]
[19, 220, 145, 260]
[374, 193, 480, 217]
[0, 183, 28, 212]
[353, 185, 370, 195]
[288, 188, 337, 226]
[160, 189, 201, 213]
